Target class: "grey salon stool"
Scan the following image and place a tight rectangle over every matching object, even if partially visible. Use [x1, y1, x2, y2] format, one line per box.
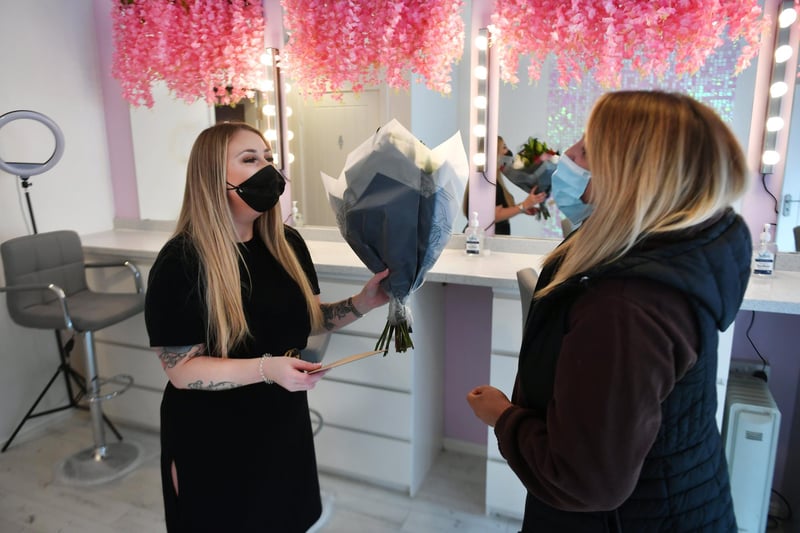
[0, 230, 145, 485]
[516, 267, 539, 329]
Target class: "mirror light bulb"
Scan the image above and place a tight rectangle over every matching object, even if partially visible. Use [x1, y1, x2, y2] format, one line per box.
[284, 82, 292, 94]
[286, 130, 295, 141]
[260, 53, 273, 66]
[775, 44, 793, 63]
[287, 152, 295, 165]
[766, 116, 785, 132]
[475, 35, 488, 51]
[262, 104, 276, 117]
[770, 81, 789, 98]
[473, 95, 487, 109]
[779, 7, 797, 28]
[762, 150, 780, 166]
[285, 106, 293, 117]
[473, 153, 486, 166]
[474, 65, 488, 80]
[472, 124, 486, 138]
[264, 129, 278, 141]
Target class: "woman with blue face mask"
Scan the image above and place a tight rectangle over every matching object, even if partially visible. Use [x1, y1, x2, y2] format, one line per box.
[144, 122, 390, 532]
[468, 91, 750, 532]
[463, 136, 548, 235]
[551, 136, 593, 232]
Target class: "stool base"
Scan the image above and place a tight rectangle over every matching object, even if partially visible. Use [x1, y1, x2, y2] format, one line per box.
[56, 441, 143, 486]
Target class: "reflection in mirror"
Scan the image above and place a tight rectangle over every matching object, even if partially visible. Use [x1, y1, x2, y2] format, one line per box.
[490, 37, 759, 241]
[778, 77, 800, 251]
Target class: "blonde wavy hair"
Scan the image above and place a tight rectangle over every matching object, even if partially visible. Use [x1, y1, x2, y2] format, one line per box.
[538, 91, 748, 297]
[174, 122, 323, 357]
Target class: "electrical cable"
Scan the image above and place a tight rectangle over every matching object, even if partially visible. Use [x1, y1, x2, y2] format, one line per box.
[745, 310, 770, 382]
[15, 178, 33, 235]
[761, 173, 780, 215]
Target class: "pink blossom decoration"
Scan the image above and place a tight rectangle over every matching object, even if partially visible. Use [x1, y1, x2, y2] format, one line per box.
[491, 0, 771, 88]
[111, 0, 268, 108]
[280, 0, 465, 99]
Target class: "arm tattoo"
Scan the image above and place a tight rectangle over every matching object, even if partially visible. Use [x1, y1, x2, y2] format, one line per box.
[157, 344, 205, 369]
[321, 299, 360, 330]
[186, 380, 239, 391]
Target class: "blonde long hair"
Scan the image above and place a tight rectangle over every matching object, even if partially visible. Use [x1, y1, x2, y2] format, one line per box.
[174, 122, 323, 357]
[538, 91, 748, 297]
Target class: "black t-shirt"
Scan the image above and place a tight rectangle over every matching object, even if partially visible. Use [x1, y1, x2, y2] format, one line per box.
[145, 226, 320, 358]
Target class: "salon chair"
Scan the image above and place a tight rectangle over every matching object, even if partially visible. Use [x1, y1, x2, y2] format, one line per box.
[0, 230, 144, 484]
[516, 267, 538, 329]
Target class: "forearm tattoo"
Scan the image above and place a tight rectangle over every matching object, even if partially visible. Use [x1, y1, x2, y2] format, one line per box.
[157, 344, 205, 369]
[187, 380, 238, 391]
[157, 344, 242, 390]
[321, 298, 360, 330]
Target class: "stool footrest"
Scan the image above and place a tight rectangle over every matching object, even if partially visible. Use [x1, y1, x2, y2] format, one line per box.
[88, 374, 134, 403]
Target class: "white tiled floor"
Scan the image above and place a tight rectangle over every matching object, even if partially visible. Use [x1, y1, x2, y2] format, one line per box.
[0, 412, 523, 532]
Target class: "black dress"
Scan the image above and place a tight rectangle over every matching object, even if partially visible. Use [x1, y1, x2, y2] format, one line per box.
[145, 227, 322, 532]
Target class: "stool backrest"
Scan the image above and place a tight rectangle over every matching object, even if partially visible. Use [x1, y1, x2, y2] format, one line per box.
[516, 267, 538, 329]
[1, 231, 88, 326]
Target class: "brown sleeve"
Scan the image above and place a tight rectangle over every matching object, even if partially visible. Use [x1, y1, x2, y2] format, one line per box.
[494, 278, 699, 511]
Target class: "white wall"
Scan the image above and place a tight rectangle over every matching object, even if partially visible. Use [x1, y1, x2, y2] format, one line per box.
[0, 1, 115, 444]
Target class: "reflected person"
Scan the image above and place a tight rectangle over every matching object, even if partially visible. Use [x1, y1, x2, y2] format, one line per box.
[468, 91, 750, 531]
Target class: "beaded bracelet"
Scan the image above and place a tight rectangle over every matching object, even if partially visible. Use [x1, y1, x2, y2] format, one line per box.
[259, 353, 273, 385]
[347, 296, 364, 318]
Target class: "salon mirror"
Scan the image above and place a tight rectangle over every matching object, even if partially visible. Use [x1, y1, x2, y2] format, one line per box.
[130, 20, 798, 251]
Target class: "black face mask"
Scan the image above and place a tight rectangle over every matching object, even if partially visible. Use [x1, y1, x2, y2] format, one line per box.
[227, 165, 286, 213]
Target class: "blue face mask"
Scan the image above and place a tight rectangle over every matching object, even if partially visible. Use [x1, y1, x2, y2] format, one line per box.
[551, 154, 593, 226]
[499, 154, 514, 170]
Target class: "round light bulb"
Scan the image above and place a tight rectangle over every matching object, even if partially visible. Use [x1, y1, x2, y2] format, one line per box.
[775, 44, 793, 63]
[261, 80, 275, 92]
[286, 130, 295, 141]
[779, 7, 797, 28]
[473, 152, 486, 166]
[473, 95, 487, 109]
[762, 150, 780, 166]
[264, 129, 278, 141]
[260, 52, 273, 66]
[472, 124, 486, 138]
[287, 152, 295, 165]
[474, 65, 488, 80]
[766, 116, 785, 132]
[262, 104, 276, 117]
[475, 35, 488, 51]
[285, 106, 293, 117]
[284, 82, 292, 94]
[770, 81, 789, 98]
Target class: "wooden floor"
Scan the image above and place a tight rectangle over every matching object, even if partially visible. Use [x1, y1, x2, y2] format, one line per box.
[0, 412, 523, 532]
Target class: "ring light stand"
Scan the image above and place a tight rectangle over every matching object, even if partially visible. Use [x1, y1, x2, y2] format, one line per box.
[0, 110, 65, 234]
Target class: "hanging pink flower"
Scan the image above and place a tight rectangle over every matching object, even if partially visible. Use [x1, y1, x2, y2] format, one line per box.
[491, 0, 770, 89]
[281, 0, 464, 99]
[111, 0, 267, 108]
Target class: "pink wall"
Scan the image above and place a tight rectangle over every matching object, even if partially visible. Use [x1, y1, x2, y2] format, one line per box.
[92, 0, 139, 220]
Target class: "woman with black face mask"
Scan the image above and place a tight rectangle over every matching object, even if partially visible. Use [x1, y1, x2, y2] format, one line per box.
[144, 122, 389, 532]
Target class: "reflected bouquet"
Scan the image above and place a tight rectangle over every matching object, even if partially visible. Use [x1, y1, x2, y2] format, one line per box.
[503, 137, 560, 220]
[322, 120, 468, 353]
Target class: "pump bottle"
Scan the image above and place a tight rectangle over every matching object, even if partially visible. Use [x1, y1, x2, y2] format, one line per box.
[465, 211, 483, 255]
[752, 223, 776, 276]
[292, 200, 304, 228]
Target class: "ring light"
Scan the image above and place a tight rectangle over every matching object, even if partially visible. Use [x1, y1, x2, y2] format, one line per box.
[0, 110, 65, 178]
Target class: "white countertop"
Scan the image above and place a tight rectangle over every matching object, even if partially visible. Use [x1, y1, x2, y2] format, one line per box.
[80, 228, 800, 315]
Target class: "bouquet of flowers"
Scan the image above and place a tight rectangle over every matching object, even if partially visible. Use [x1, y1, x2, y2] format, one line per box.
[503, 137, 559, 220]
[321, 120, 468, 353]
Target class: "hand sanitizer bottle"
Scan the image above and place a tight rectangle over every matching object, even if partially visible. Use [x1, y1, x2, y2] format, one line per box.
[292, 200, 304, 228]
[752, 223, 776, 276]
[465, 211, 483, 255]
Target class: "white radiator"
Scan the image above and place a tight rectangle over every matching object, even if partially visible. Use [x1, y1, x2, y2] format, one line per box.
[722, 374, 781, 533]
